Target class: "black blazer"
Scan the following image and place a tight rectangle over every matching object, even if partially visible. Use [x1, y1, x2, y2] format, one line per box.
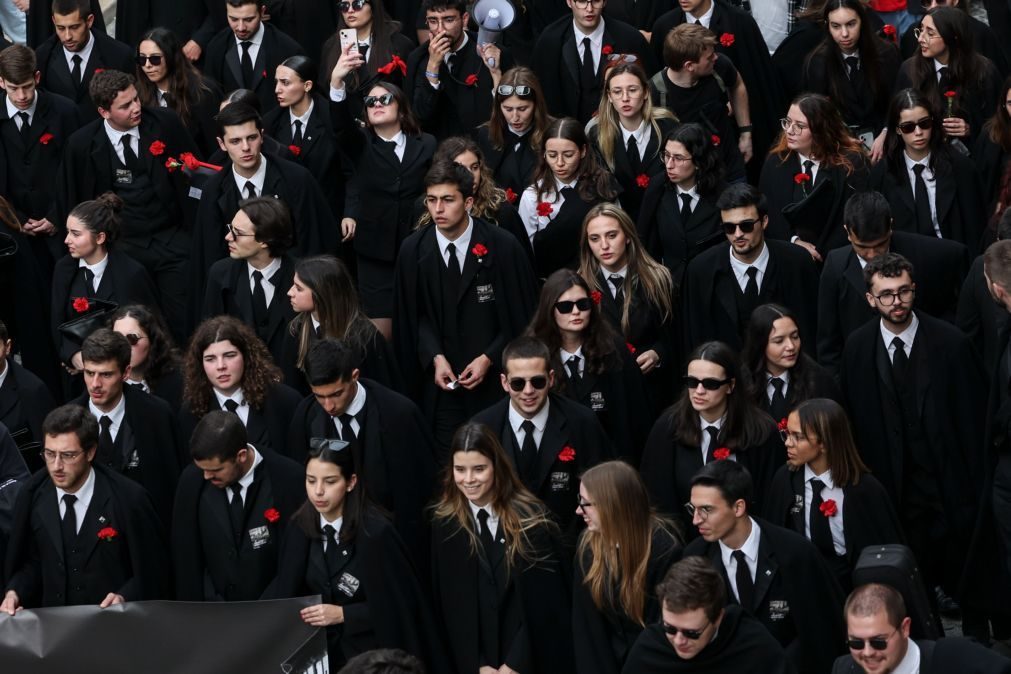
[0, 358, 55, 472]
[748, 354, 843, 422]
[589, 117, 675, 222]
[35, 31, 135, 122]
[203, 23, 306, 114]
[476, 125, 537, 198]
[958, 254, 1009, 372]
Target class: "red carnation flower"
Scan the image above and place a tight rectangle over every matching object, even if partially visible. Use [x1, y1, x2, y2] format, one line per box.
[471, 243, 488, 257]
[465, 73, 479, 87]
[262, 70, 267, 78]
[264, 508, 281, 523]
[93, 68, 105, 74]
[72, 297, 90, 313]
[944, 90, 957, 98]
[719, 33, 735, 47]
[777, 417, 789, 431]
[883, 24, 897, 43]
[558, 445, 576, 462]
[149, 140, 166, 156]
[536, 201, 554, 217]
[636, 173, 650, 189]
[602, 44, 614, 56]
[590, 290, 603, 305]
[165, 157, 179, 172]
[288, 144, 301, 157]
[819, 499, 838, 517]
[794, 172, 811, 185]
[39, 132, 55, 145]
[713, 447, 731, 461]
[505, 188, 517, 204]
[97, 526, 118, 541]
[711, 134, 721, 146]
[626, 342, 637, 354]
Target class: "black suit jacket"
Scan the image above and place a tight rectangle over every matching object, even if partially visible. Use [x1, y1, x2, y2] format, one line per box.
[832, 638, 1011, 673]
[682, 240, 819, 353]
[35, 31, 135, 122]
[204, 23, 305, 114]
[958, 254, 1009, 372]
[817, 231, 970, 373]
[476, 125, 536, 197]
[0, 359, 55, 471]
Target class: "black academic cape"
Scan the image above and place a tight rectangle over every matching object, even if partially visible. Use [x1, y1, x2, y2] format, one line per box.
[170, 447, 304, 601]
[71, 386, 182, 526]
[168, 76, 224, 159]
[573, 527, 681, 674]
[683, 518, 846, 674]
[27, 0, 155, 50]
[476, 125, 536, 198]
[286, 379, 438, 562]
[681, 240, 819, 354]
[957, 254, 1009, 372]
[640, 412, 783, 531]
[472, 395, 614, 533]
[621, 605, 796, 674]
[898, 15, 1010, 78]
[273, 0, 340, 64]
[604, 0, 668, 30]
[750, 354, 843, 422]
[151, 0, 223, 50]
[832, 638, 1011, 673]
[973, 132, 1011, 220]
[270, 510, 451, 672]
[817, 231, 970, 374]
[202, 254, 298, 368]
[35, 31, 135, 123]
[149, 369, 185, 415]
[533, 16, 656, 123]
[393, 219, 537, 415]
[50, 251, 159, 365]
[4, 464, 170, 607]
[0, 359, 55, 473]
[0, 424, 30, 578]
[431, 512, 575, 674]
[203, 23, 306, 115]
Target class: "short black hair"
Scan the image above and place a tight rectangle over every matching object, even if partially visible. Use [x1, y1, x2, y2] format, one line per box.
[422, 0, 467, 13]
[501, 336, 550, 371]
[690, 459, 754, 510]
[424, 160, 474, 199]
[189, 410, 248, 462]
[81, 328, 131, 372]
[303, 339, 358, 386]
[863, 252, 914, 290]
[238, 197, 294, 256]
[215, 102, 263, 137]
[844, 191, 893, 242]
[715, 182, 767, 218]
[52, 0, 91, 17]
[338, 649, 426, 674]
[42, 404, 99, 453]
[656, 557, 728, 622]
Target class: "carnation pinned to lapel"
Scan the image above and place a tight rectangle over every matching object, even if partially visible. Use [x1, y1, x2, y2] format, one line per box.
[505, 188, 517, 204]
[819, 499, 838, 517]
[536, 201, 554, 218]
[97, 526, 119, 541]
[590, 290, 602, 305]
[471, 243, 488, 262]
[72, 297, 90, 313]
[288, 145, 301, 157]
[465, 73, 479, 87]
[719, 33, 735, 47]
[558, 446, 576, 462]
[635, 173, 649, 189]
[39, 132, 55, 145]
[264, 507, 281, 523]
[626, 342, 636, 354]
[713, 447, 731, 461]
[149, 140, 166, 156]
[711, 134, 721, 147]
[602, 44, 614, 56]
[777, 417, 788, 431]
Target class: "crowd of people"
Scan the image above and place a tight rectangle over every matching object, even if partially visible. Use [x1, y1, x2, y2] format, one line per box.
[4, 0, 1011, 671]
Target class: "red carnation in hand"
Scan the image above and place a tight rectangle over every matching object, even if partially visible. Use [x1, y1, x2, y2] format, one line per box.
[149, 140, 166, 156]
[505, 188, 517, 203]
[471, 243, 488, 257]
[819, 499, 838, 517]
[713, 447, 731, 461]
[288, 144, 301, 157]
[39, 132, 55, 145]
[711, 134, 721, 146]
[558, 445, 576, 462]
[165, 157, 180, 172]
[264, 508, 281, 523]
[636, 173, 650, 189]
[719, 33, 735, 47]
[626, 342, 637, 354]
[590, 290, 603, 305]
[465, 73, 479, 87]
[602, 44, 614, 56]
[536, 201, 554, 217]
[97, 526, 118, 541]
[944, 90, 957, 98]
[72, 297, 90, 313]
[794, 172, 811, 185]
[180, 152, 201, 171]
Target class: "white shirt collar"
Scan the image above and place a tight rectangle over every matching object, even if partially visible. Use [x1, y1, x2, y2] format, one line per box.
[443, 32, 469, 64]
[554, 175, 578, 192]
[903, 151, 933, 176]
[619, 119, 649, 150]
[879, 311, 919, 351]
[803, 465, 835, 490]
[768, 369, 790, 386]
[797, 151, 818, 169]
[344, 380, 367, 417]
[289, 97, 315, 127]
[719, 517, 761, 566]
[6, 95, 37, 123]
[103, 120, 140, 153]
[729, 240, 770, 277]
[232, 155, 268, 197]
[56, 461, 96, 511]
[237, 444, 262, 492]
[933, 58, 947, 74]
[319, 513, 343, 536]
[64, 31, 95, 67]
[892, 639, 920, 674]
[692, 1, 715, 28]
[573, 17, 606, 44]
[79, 252, 109, 277]
[435, 215, 474, 262]
[214, 386, 246, 409]
[88, 390, 126, 429]
[235, 21, 265, 48]
[698, 413, 726, 432]
[509, 397, 551, 434]
[467, 499, 500, 537]
[248, 256, 281, 283]
[375, 128, 406, 153]
[560, 345, 585, 370]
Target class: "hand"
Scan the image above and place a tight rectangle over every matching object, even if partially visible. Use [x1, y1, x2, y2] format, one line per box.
[639, 29, 652, 42]
[870, 129, 887, 165]
[433, 354, 457, 390]
[340, 218, 356, 242]
[477, 43, 502, 73]
[300, 603, 344, 626]
[0, 590, 20, 615]
[793, 238, 822, 263]
[942, 116, 969, 138]
[497, 666, 519, 674]
[458, 354, 492, 390]
[479, 667, 498, 674]
[24, 217, 55, 236]
[331, 42, 365, 87]
[182, 40, 202, 61]
[427, 31, 452, 72]
[738, 131, 753, 163]
[99, 593, 124, 608]
[636, 349, 661, 374]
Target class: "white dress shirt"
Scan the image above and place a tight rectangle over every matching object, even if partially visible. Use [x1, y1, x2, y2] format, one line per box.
[719, 517, 761, 602]
[331, 381, 366, 437]
[375, 129, 407, 161]
[880, 313, 919, 364]
[235, 21, 265, 68]
[766, 369, 790, 404]
[89, 392, 126, 443]
[573, 19, 607, 72]
[468, 501, 500, 539]
[230, 444, 263, 505]
[289, 98, 315, 139]
[6, 95, 37, 128]
[803, 465, 847, 556]
[56, 464, 96, 534]
[891, 639, 921, 674]
[232, 155, 268, 197]
[320, 514, 344, 551]
[729, 241, 770, 293]
[797, 152, 820, 184]
[508, 399, 551, 450]
[619, 120, 649, 162]
[604, 267, 627, 298]
[214, 387, 251, 425]
[63, 31, 96, 74]
[903, 152, 941, 237]
[518, 176, 578, 242]
[560, 346, 586, 377]
[698, 414, 734, 463]
[78, 253, 109, 292]
[103, 121, 141, 165]
[247, 256, 282, 308]
[434, 216, 474, 269]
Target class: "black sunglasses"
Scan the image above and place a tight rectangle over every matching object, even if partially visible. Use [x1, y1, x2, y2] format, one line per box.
[339, 0, 370, 10]
[496, 85, 532, 97]
[846, 629, 898, 651]
[683, 376, 731, 390]
[122, 333, 143, 346]
[364, 93, 394, 108]
[722, 219, 758, 235]
[896, 117, 933, 134]
[309, 437, 350, 453]
[136, 54, 163, 66]
[554, 297, 593, 314]
[662, 621, 710, 640]
[507, 376, 548, 392]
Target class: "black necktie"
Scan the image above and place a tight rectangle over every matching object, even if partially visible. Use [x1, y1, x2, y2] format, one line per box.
[609, 274, 625, 304]
[17, 112, 30, 143]
[769, 377, 788, 421]
[292, 119, 304, 146]
[446, 242, 462, 280]
[244, 181, 256, 200]
[744, 266, 759, 305]
[71, 54, 82, 86]
[82, 267, 95, 293]
[228, 483, 245, 543]
[97, 415, 115, 467]
[518, 419, 538, 483]
[251, 270, 268, 326]
[802, 159, 814, 193]
[626, 135, 642, 174]
[844, 56, 859, 79]
[358, 43, 369, 61]
[679, 193, 693, 223]
[704, 425, 720, 463]
[891, 336, 908, 385]
[446, 50, 458, 75]
[122, 134, 139, 169]
[477, 509, 495, 553]
[338, 413, 357, 442]
[315, 324, 324, 339]
[809, 478, 836, 556]
[566, 355, 581, 382]
[61, 493, 78, 555]
[224, 399, 240, 415]
[579, 37, 596, 119]
[240, 41, 254, 87]
[322, 524, 340, 573]
[733, 549, 754, 608]
[912, 164, 933, 236]
[937, 65, 949, 89]
[161, 90, 174, 108]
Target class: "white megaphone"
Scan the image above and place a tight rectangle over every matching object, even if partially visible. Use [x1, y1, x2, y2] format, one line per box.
[474, 0, 516, 46]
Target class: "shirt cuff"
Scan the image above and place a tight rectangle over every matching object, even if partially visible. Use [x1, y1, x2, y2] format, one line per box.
[329, 85, 346, 103]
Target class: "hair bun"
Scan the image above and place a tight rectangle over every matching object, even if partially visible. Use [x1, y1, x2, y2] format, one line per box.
[95, 191, 124, 214]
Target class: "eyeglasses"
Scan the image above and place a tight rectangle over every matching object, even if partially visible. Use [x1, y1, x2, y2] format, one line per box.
[683, 376, 731, 390]
[554, 297, 593, 314]
[780, 429, 807, 444]
[607, 53, 639, 64]
[920, 0, 948, 7]
[662, 620, 711, 640]
[122, 333, 144, 346]
[136, 54, 164, 66]
[572, 0, 605, 6]
[896, 117, 933, 134]
[847, 628, 899, 651]
[872, 287, 915, 306]
[507, 376, 548, 392]
[722, 219, 758, 235]
[608, 84, 643, 98]
[661, 151, 693, 165]
[684, 502, 716, 520]
[779, 118, 809, 132]
[309, 437, 350, 453]
[576, 500, 594, 510]
[339, 0, 370, 11]
[41, 449, 85, 463]
[497, 84, 532, 97]
[912, 27, 940, 41]
[364, 93, 394, 108]
[226, 223, 255, 238]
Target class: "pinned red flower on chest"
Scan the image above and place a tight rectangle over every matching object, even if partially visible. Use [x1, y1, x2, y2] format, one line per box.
[93, 68, 105, 75]
[602, 44, 614, 56]
[883, 24, 897, 42]
[777, 417, 789, 431]
[471, 243, 488, 258]
[590, 289, 603, 305]
[558, 446, 576, 462]
[713, 447, 731, 461]
[264, 508, 281, 523]
[39, 132, 55, 145]
[636, 173, 650, 189]
[72, 297, 90, 313]
[465, 73, 479, 87]
[97, 526, 118, 541]
[149, 140, 166, 156]
[536, 201, 554, 217]
[626, 342, 637, 354]
[719, 33, 735, 47]
[794, 172, 811, 185]
[505, 188, 517, 204]
[819, 499, 838, 517]
[711, 134, 721, 146]
[288, 144, 301, 157]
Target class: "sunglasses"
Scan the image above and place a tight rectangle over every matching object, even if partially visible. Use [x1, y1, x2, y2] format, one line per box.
[722, 219, 758, 235]
[507, 376, 548, 392]
[364, 93, 394, 108]
[309, 437, 350, 453]
[683, 376, 731, 390]
[554, 297, 593, 313]
[497, 84, 532, 97]
[339, 0, 370, 11]
[896, 117, 933, 134]
[661, 621, 710, 640]
[846, 629, 898, 651]
[122, 333, 143, 346]
[136, 54, 163, 66]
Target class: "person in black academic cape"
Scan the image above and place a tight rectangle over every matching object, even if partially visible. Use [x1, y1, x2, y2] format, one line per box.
[527, 269, 653, 462]
[2, 404, 171, 611]
[204, 196, 297, 370]
[471, 336, 613, 534]
[0, 423, 30, 581]
[637, 123, 725, 295]
[650, 0, 787, 180]
[203, 0, 305, 115]
[393, 161, 537, 449]
[871, 88, 985, 252]
[272, 0, 339, 65]
[532, 0, 656, 124]
[898, 0, 1009, 79]
[621, 556, 795, 674]
[171, 409, 304, 601]
[135, 28, 225, 159]
[406, 0, 514, 139]
[683, 459, 846, 673]
[573, 460, 682, 674]
[640, 341, 783, 531]
[431, 422, 575, 674]
[759, 93, 870, 258]
[682, 183, 819, 354]
[50, 194, 158, 376]
[975, 77, 1011, 217]
[840, 251, 986, 602]
[958, 211, 1011, 372]
[28, 0, 153, 49]
[604, 0, 667, 34]
[765, 399, 904, 593]
[580, 203, 677, 410]
[27, 0, 104, 49]
[287, 339, 436, 562]
[819, 190, 970, 374]
[0, 322, 55, 474]
[110, 305, 186, 413]
[180, 315, 302, 459]
[34, 0, 133, 123]
[151, 0, 225, 63]
[740, 304, 843, 423]
[55, 71, 200, 343]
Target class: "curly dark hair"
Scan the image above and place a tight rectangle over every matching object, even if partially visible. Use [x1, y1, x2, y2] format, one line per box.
[662, 123, 725, 199]
[110, 304, 180, 387]
[183, 315, 282, 416]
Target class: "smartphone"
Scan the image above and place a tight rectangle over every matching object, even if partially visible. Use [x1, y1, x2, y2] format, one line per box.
[339, 29, 359, 56]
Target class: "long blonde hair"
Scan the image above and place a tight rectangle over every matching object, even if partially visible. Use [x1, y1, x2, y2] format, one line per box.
[594, 62, 675, 172]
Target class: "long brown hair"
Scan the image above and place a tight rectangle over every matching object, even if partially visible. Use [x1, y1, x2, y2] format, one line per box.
[794, 398, 868, 487]
[986, 75, 1011, 152]
[321, 0, 402, 91]
[135, 27, 212, 126]
[418, 136, 506, 225]
[769, 93, 866, 173]
[532, 117, 617, 203]
[485, 66, 552, 153]
[592, 61, 675, 171]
